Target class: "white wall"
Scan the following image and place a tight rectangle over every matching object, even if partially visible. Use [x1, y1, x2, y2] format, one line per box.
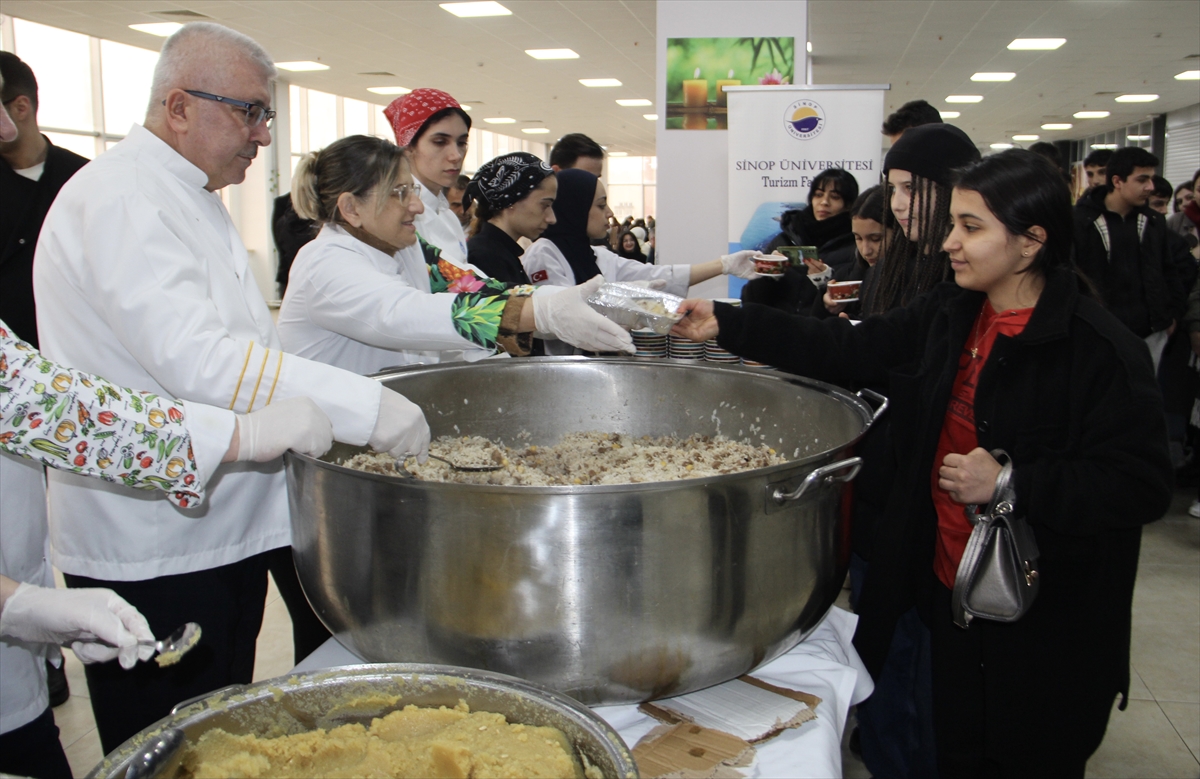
[655, 0, 807, 299]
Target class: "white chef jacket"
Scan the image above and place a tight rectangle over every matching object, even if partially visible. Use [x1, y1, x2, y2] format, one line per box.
[521, 238, 691, 296]
[0, 454, 53, 734]
[415, 185, 469, 265]
[32, 124, 383, 581]
[278, 224, 492, 373]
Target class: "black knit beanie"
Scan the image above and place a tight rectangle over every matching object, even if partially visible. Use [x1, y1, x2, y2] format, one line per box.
[883, 124, 980, 186]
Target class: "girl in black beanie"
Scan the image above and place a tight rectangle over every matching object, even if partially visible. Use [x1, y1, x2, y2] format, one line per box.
[862, 123, 981, 316]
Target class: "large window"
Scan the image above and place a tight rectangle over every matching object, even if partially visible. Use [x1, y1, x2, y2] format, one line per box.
[605, 156, 658, 221]
[286, 85, 549, 179]
[3, 16, 158, 159]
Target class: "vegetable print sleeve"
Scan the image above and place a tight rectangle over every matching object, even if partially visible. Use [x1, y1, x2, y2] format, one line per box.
[0, 322, 210, 508]
[427, 258, 536, 354]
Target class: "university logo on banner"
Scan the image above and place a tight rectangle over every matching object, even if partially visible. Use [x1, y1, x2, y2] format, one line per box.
[783, 99, 825, 140]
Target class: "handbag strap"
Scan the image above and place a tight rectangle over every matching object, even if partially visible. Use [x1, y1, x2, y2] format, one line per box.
[964, 449, 1014, 526]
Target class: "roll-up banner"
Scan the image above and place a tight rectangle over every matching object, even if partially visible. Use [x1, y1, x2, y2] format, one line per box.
[725, 85, 888, 297]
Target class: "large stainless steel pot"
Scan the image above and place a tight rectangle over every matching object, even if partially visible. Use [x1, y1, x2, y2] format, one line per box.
[87, 663, 636, 778]
[286, 357, 884, 705]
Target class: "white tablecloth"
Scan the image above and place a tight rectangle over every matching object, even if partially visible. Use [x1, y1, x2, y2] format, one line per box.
[292, 606, 874, 778]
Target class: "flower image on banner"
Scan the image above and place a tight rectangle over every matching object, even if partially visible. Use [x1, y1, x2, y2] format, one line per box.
[666, 37, 795, 130]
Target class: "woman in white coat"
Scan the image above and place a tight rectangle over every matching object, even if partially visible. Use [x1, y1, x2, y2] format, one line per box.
[277, 135, 633, 375]
[384, 88, 473, 265]
[521, 168, 761, 352]
[0, 319, 332, 777]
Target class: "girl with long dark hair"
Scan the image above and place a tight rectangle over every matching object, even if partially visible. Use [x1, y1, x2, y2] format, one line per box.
[673, 150, 1172, 777]
[742, 167, 860, 315]
[860, 123, 979, 317]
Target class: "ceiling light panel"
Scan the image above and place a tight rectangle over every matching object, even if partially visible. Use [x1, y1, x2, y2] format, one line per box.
[1176, 70, 1200, 80]
[1007, 38, 1066, 50]
[1074, 111, 1110, 118]
[1091, 143, 1118, 150]
[616, 99, 653, 107]
[277, 61, 329, 72]
[971, 72, 1015, 81]
[580, 78, 622, 87]
[939, 111, 961, 119]
[990, 143, 1014, 149]
[521, 127, 550, 134]
[440, 2, 511, 17]
[526, 49, 579, 60]
[946, 95, 983, 103]
[643, 114, 659, 120]
[128, 22, 182, 36]
[484, 117, 516, 124]
[1114, 94, 1158, 102]
[1012, 134, 1039, 141]
[367, 86, 411, 95]
[1041, 123, 1072, 130]
[1126, 134, 1151, 141]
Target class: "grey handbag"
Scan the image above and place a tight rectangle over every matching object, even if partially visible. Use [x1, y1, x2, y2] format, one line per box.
[950, 450, 1041, 628]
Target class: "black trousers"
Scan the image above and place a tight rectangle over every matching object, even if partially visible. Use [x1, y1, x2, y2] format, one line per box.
[64, 552, 270, 754]
[929, 582, 1114, 779]
[264, 546, 331, 662]
[0, 706, 73, 779]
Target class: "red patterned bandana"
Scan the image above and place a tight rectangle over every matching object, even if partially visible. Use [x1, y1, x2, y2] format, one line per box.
[384, 88, 461, 147]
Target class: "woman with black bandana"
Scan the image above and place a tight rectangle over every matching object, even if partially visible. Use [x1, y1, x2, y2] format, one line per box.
[464, 153, 557, 285]
[521, 168, 760, 323]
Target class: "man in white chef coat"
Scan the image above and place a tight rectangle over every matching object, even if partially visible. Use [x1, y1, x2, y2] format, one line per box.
[33, 22, 429, 753]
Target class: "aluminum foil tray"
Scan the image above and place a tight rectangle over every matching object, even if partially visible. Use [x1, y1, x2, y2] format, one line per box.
[587, 282, 685, 335]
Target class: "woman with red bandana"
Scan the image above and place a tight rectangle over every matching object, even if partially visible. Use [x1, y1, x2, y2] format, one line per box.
[277, 134, 633, 375]
[384, 88, 474, 266]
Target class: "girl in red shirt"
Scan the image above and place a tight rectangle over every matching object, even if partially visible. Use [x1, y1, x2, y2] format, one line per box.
[673, 150, 1173, 778]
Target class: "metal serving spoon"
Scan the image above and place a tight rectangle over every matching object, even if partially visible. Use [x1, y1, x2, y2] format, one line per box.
[148, 622, 202, 667]
[124, 726, 185, 779]
[426, 452, 505, 472]
[73, 621, 201, 667]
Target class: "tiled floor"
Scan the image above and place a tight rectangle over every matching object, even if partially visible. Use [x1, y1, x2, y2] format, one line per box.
[50, 490, 1200, 777]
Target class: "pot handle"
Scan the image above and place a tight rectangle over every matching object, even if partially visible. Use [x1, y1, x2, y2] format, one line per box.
[171, 683, 247, 715]
[772, 456, 863, 504]
[857, 388, 889, 429]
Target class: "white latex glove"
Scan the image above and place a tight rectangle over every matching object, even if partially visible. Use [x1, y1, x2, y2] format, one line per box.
[720, 249, 763, 280]
[626, 279, 669, 290]
[235, 396, 333, 461]
[532, 276, 635, 354]
[0, 583, 154, 669]
[369, 388, 431, 462]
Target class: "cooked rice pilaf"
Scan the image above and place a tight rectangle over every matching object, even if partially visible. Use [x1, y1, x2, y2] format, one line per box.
[344, 431, 787, 486]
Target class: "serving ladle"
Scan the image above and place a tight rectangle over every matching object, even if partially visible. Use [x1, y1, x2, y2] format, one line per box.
[426, 452, 505, 472]
[74, 621, 202, 667]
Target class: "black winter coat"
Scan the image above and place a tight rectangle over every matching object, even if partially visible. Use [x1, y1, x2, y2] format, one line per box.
[0, 139, 89, 348]
[716, 268, 1173, 709]
[1073, 189, 1189, 336]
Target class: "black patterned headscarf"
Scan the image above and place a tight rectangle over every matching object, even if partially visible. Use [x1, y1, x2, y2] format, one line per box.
[464, 152, 554, 212]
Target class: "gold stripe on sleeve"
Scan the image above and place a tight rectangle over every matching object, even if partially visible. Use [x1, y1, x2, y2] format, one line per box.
[229, 342, 256, 410]
[264, 350, 284, 406]
[246, 348, 271, 412]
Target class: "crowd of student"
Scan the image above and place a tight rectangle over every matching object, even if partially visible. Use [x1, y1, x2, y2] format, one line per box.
[0, 20, 1195, 779]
